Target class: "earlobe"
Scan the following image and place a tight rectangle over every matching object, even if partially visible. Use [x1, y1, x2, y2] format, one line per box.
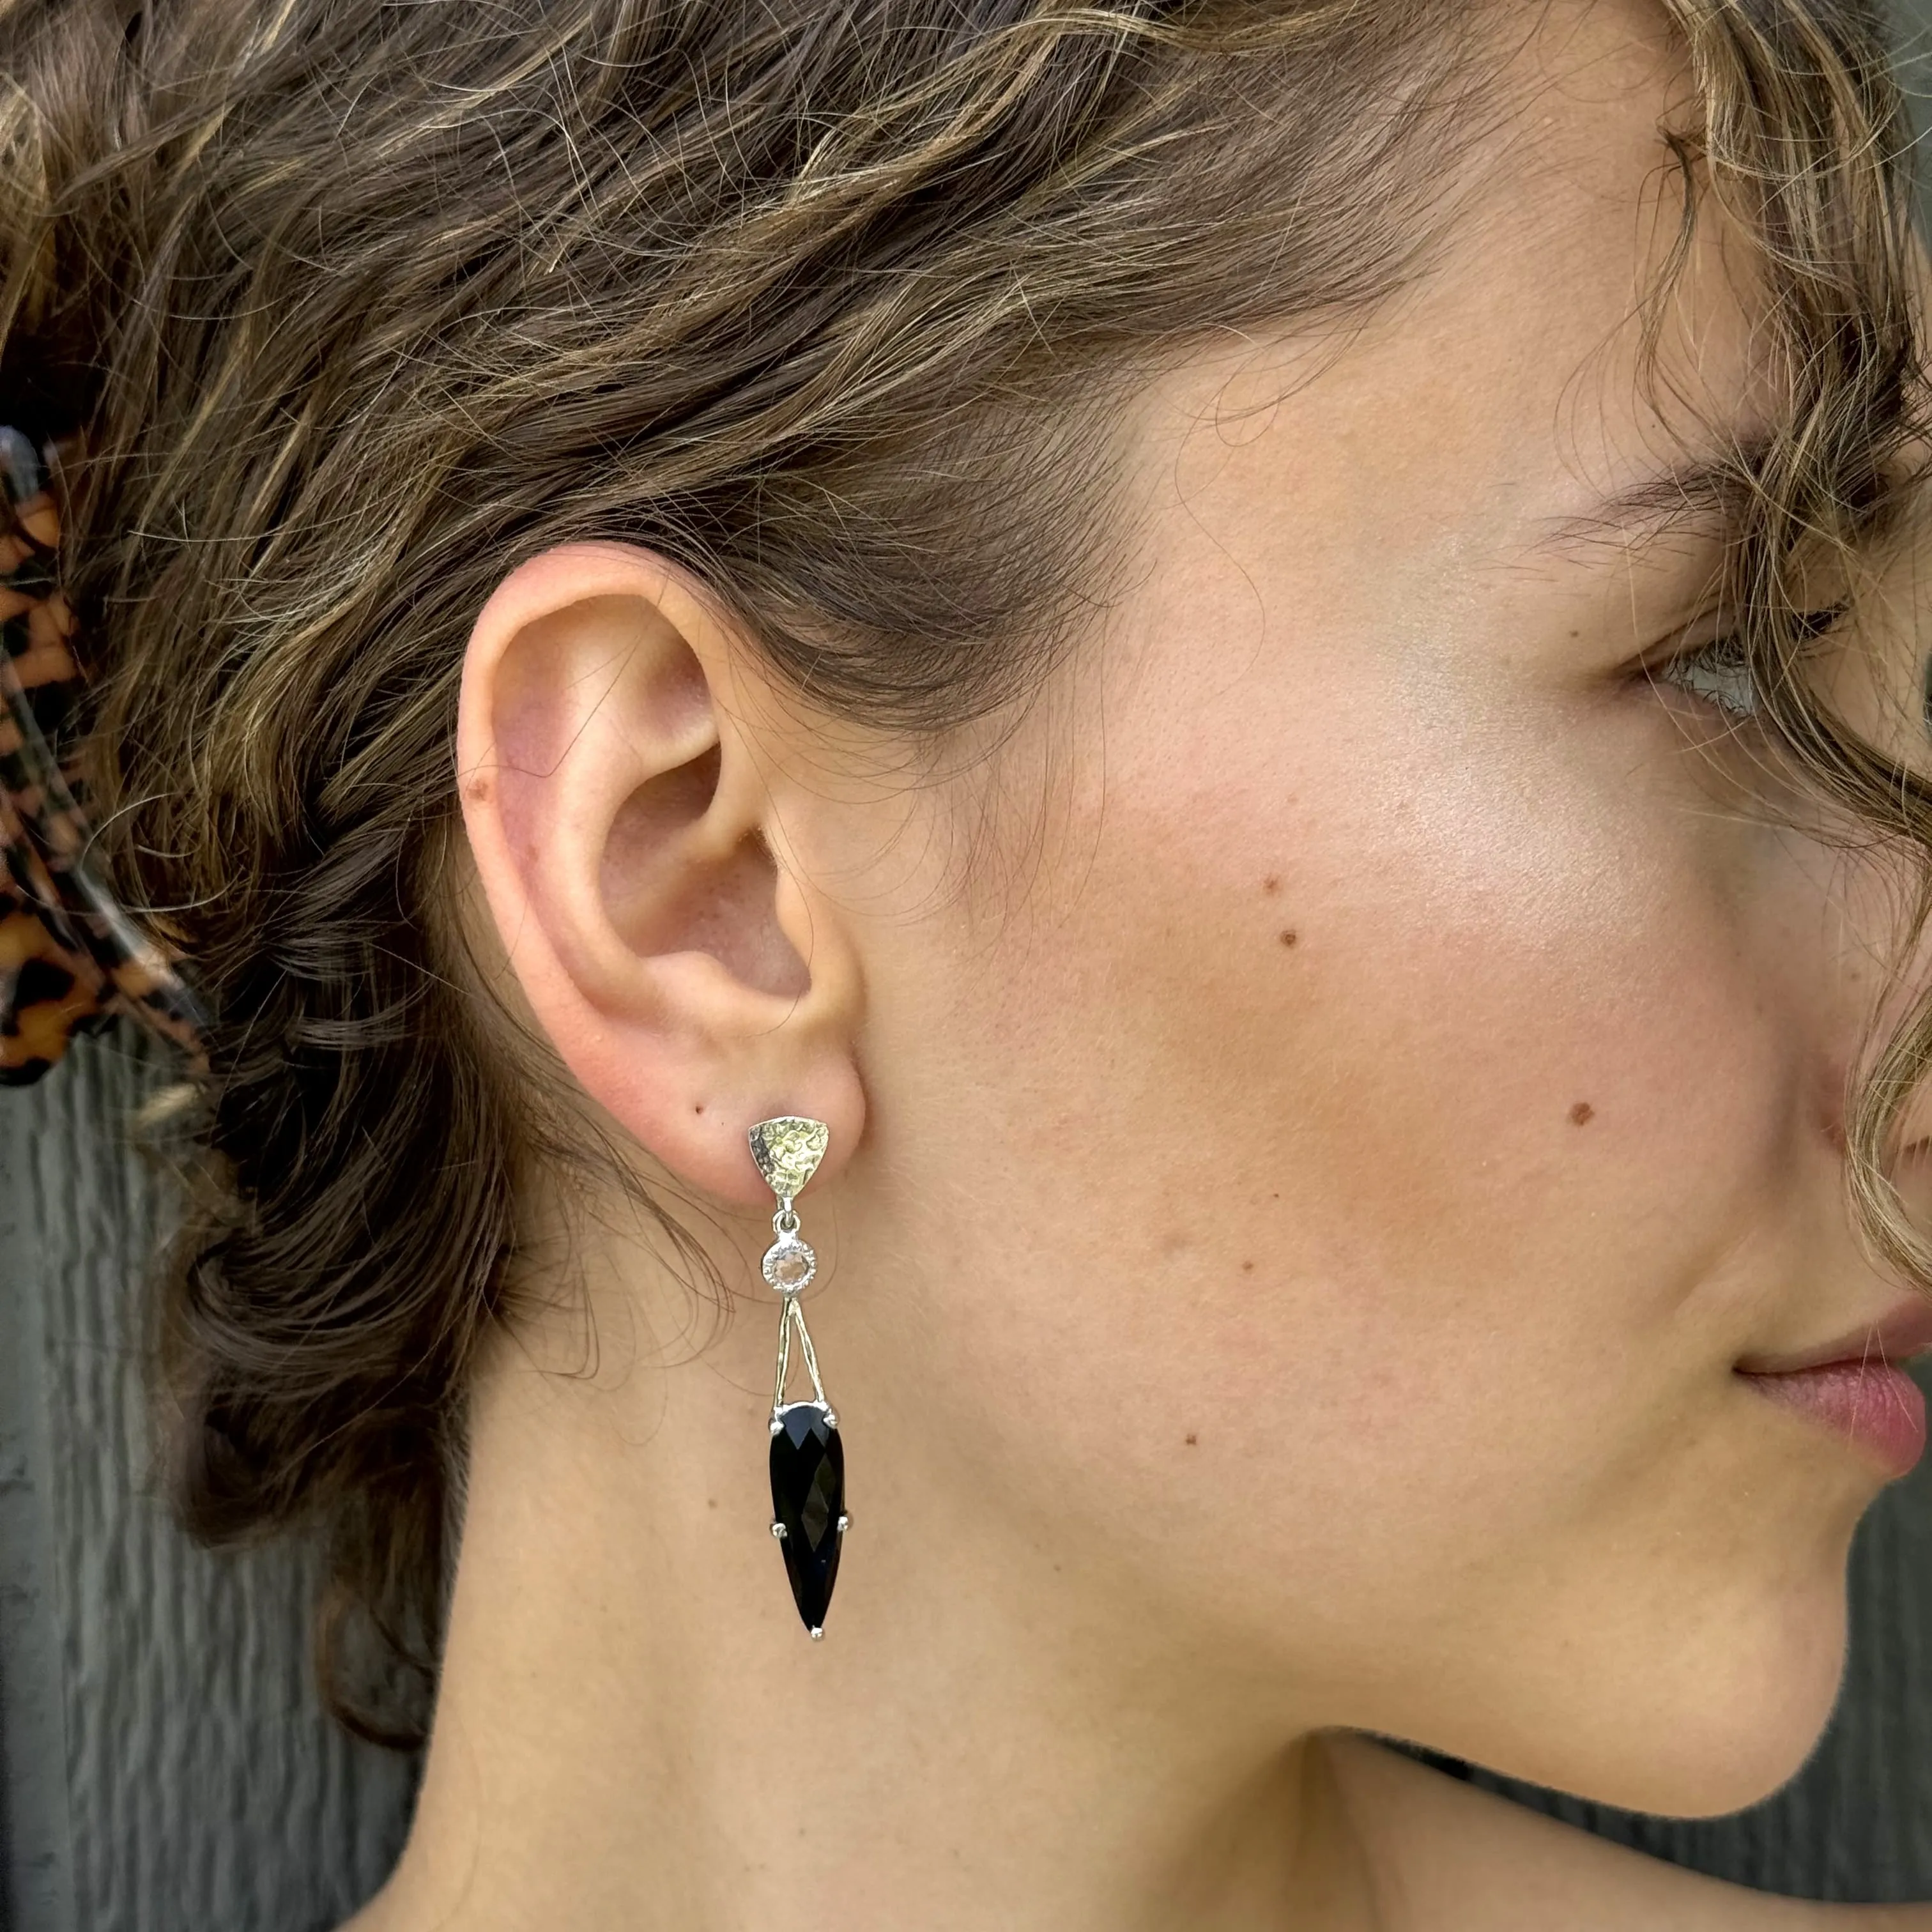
[455, 542, 865, 1207]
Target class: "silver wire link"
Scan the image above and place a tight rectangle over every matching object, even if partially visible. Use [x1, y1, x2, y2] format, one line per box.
[771, 1288, 829, 1415]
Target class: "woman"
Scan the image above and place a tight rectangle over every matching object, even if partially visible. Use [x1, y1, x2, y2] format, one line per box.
[4, 0, 1932, 1922]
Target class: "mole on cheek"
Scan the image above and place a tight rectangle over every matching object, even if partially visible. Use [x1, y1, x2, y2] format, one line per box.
[1262, 876, 1282, 895]
[1184, 1432, 1199, 1446]
[1570, 1101, 1595, 1127]
[1278, 930, 1298, 949]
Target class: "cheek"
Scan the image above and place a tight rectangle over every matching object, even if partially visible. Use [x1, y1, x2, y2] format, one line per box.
[954, 662, 1803, 1379]
[861, 647, 1842, 1669]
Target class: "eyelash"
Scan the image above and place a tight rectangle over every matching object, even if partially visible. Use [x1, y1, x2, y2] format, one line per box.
[1652, 609, 1845, 722]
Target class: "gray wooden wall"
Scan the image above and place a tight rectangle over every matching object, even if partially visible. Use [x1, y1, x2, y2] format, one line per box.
[1, 1037, 417, 1932]
[9, 12, 1932, 1924]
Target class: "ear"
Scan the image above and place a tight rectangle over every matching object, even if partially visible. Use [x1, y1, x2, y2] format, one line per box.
[456, 542, 864, 1208]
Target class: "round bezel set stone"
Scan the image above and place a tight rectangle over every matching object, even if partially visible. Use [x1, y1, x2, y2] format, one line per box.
[762, 1234, 817, 1294]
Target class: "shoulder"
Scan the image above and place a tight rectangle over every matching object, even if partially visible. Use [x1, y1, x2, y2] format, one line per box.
[1321, 1732, 1932, 1932]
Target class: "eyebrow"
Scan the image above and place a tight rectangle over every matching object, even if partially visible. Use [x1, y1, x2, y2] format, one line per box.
[1528, 437, 1774, 558]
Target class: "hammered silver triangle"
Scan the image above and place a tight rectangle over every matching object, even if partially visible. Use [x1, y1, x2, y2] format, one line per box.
[749, 1117, 829, 1199]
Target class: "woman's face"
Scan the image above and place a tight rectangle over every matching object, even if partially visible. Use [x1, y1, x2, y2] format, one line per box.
[781, 4, 1928, 1813]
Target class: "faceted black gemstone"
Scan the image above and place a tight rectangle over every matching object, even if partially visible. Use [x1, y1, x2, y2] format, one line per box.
[769, 1402, 845, 1634]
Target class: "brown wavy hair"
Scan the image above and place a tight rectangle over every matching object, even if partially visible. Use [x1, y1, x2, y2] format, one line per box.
[0, 0, 1924, 1745]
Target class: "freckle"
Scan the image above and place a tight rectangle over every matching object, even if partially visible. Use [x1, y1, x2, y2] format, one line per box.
[1241, 1259, 1255, 1273]
[1278, 930, 1298, 948]
[1263, 876, 1282, 894]
[1184, 1432, 1199, 1446]
[1570, 1101, 1595, 1126]
[694, 1103, 705, 1115]
[462, 772, 493, 805]
[707, 1498, 717, 1508]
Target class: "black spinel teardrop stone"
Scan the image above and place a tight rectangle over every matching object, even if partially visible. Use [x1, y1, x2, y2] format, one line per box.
[770, 1401, 845, 1634]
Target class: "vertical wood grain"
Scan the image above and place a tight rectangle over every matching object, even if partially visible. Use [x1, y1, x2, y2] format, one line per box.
[1, 1036, 415, 1932]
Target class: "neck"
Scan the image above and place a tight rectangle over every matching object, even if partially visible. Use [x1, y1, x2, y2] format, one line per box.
[355, 1239, 1383, 1932]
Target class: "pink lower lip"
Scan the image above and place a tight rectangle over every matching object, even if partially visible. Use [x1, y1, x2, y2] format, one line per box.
[1738, 1361, 1927, 1478]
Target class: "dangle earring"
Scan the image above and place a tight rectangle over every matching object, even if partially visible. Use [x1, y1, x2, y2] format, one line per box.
[749, 1116, 848, 1640]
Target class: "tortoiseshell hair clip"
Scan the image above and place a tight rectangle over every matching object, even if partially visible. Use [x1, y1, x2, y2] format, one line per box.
[0, 424, 207, 1085]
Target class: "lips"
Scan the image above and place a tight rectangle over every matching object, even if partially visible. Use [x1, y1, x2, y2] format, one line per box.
[1735, 1296, 1932, 1479]
[1735, 1297, 1932, 1377]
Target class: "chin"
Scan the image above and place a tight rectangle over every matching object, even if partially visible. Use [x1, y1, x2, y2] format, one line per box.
[1429, 1563, 1855, 1820]
[1599, 1588, 1850, 1819]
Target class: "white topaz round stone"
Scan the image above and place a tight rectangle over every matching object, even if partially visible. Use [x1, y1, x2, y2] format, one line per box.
[763, 1237, 816, 1293]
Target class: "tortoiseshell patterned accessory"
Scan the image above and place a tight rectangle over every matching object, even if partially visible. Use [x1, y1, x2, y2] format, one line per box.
[0, 424, 208, 1084]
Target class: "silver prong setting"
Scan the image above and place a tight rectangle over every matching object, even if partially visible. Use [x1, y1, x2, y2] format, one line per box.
[809, 1627, 824, 1641]
[770, 1521, 787, 1540]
